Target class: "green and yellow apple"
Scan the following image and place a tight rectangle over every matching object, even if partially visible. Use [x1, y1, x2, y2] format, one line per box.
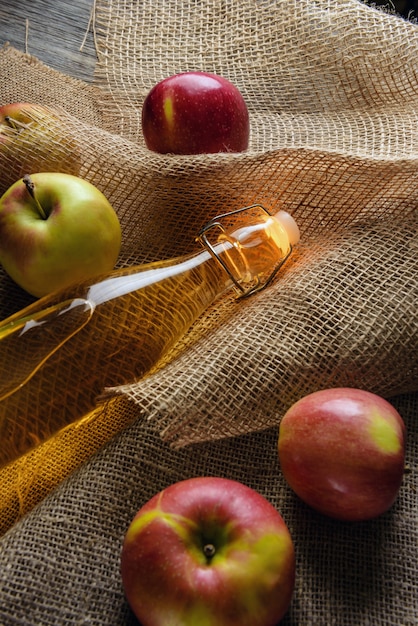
[0, 102, 81, 194]
[121, 476, 295, 626]
[0, 172, 121, 297]
[142, 72, 250, 154]
[278, 387, 406, 521]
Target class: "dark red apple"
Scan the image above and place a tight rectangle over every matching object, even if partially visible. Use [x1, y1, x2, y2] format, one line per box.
[121, 476, 295, 626]
[141, 71, 250, 154]
[278, 388, 406, 521]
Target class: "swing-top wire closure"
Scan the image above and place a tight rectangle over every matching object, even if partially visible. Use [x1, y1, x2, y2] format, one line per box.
[196, 204, 293, 299]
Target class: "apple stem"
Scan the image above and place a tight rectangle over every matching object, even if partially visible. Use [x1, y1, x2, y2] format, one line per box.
[23, 175, 48, 220]
[4, 116, 28, 132]
[203, 543, 216, 561]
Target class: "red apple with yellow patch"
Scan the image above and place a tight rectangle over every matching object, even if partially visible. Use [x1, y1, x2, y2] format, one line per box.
[141, 72, 250, 154]
[121, 476, 295, 626]
[278, 388, 406, 521]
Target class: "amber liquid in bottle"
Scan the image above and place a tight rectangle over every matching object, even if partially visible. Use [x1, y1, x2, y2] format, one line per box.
[0, 205, 299, 467]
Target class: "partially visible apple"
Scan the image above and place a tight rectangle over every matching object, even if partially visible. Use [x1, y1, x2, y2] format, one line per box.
[121, 476, 295, 626]
[141, 72, 250, 154]
[0, 102, 81, 194]
[278, 388, 406, 521]
[0, 172, 121, 297]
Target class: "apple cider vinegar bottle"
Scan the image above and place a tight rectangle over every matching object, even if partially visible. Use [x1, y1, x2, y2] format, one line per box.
[0, 205, 299, 467]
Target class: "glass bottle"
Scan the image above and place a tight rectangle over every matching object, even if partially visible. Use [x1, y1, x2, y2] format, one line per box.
[0, 204, 299, 467]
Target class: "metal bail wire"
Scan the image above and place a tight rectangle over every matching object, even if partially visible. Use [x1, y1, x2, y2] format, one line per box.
[196, 204, 293, 299]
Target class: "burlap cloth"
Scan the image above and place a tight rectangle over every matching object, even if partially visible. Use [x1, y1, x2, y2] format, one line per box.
[0, 1, 417, 624]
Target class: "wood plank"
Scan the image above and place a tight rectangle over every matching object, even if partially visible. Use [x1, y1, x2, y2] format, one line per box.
[1, 0, 416, 87]
[0, 0, 96, 83]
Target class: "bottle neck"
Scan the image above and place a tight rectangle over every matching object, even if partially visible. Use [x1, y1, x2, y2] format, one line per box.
[95, 206, 295, 307]
[200, 209, 296, 298]
[84, 247, 234, 309]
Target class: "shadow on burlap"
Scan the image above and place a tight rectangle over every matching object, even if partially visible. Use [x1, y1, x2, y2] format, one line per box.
[0, 1, 417, 624]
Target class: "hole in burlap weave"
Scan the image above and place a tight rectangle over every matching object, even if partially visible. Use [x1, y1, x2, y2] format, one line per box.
[0, 2, 417, 623]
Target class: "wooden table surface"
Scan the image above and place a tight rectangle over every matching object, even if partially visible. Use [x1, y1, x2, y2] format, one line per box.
[0, 0, 96, 83]
[1, 0, 416, 87]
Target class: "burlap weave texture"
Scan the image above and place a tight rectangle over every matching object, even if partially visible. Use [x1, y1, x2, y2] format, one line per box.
[0, 0, 417, 624]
